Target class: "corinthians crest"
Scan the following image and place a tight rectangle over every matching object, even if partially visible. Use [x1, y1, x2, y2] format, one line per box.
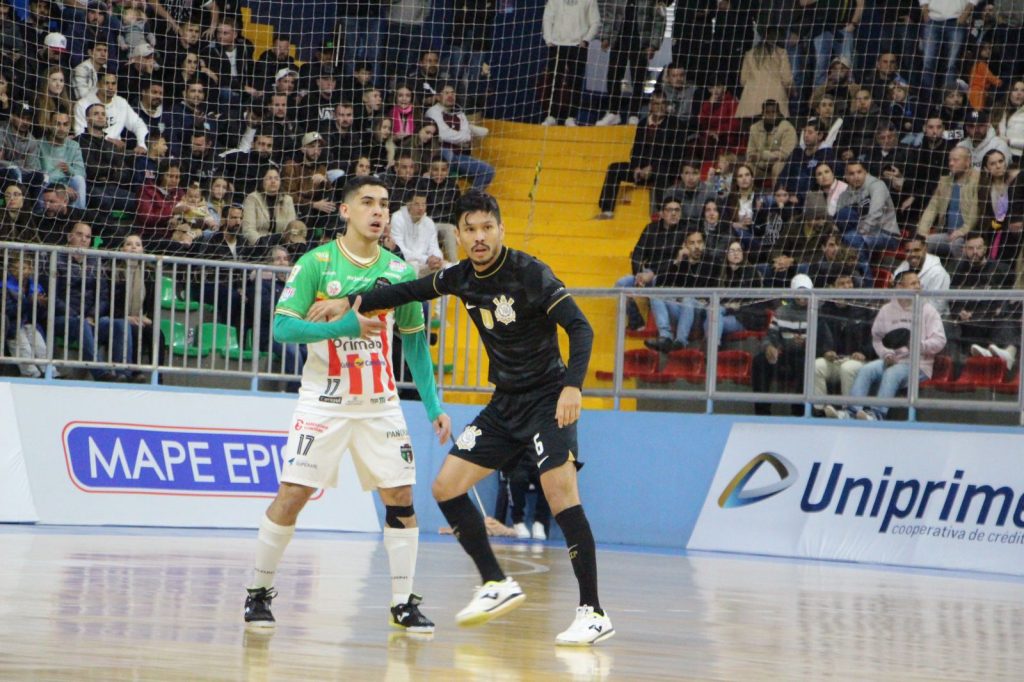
[455, 425, 482, 450]
[492, 295, 516, 325]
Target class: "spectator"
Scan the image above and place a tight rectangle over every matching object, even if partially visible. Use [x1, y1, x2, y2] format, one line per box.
[948, 231, 1019, 369]
[803, 160, 848, 223]
[52, 221, 138, 382]
[225, 132, 277, 197]
[72, 40, 108, 100]
[806, 0, 863, 89]
[504, 456, 552, 541]
[247, 245, 307, 391]
[32, 66, 73, 140]
[426, 84, 494, 190]
[695, 78, 741, 157]
[919, 0, 977, 103]
[752, 273, 831, 416]
[387, 153, 422, 211]
[28, 34, 72, 107]
[938, 86, 968, 126]
[711, 239, 763, 346]
[698, 198, 733, 263]
[301, 66, 341, 134]
[0, 184, 36, 242]
[122, 43, 162, 106]
[77, 102, 135, 234]
[396, 118, 439, 169]
[117, 5, 156, 59]
[541, 0, 599, 126]
[916, 146, 980, 259]
[863, 120, 908, 183]
[804, 231, 864, 287]
[34, 111, 86, 210]
[166, 80, 220, 159]
[175, 181, 217, 233]
[203, 176, 233, 229]
[778, 118, 839, 204]
[831, 270, 946, 420]
[274, 219, 311, 260]
[403, 50, 449, 110]
[296, 38, 338, 95]
[349, 155, 373, 177]
[134, 82, 169, 145]
[241, 166, 297, 246]
[323, 102, 366, 174]
[3, 252, 52, 377]
[644, 228, 717, 352]
[736, 31, 793, 121]
[73, 72, 149, 154]
[751, 183, 800, 264]
[255, 36, 298, 93]
[0, 102, 43, 191]
[282, 131, 337, 231]
[382, 0, 431, 83]
[881, 78, 917, 141]
[388, 83, 419, 144]
[747, 99, 797, 183]
[811, 94, 844, 150]
[902, 115, 956, 219]
[444, 1, 495, 116]
[893, 235, 951, 314]
[834, 159, 901, 268]
[111, 232, 158, 375]
[861, 52, 903, 104]
[420, 157, 462, 225]
[202, 21, 259, 105]
[660, 160, 715, 224]
[179, 129, 223, 187]
[594, 0, 664, 127]
[815, 272, 874, 416]
[390, 190, 446, 277]
[30, 183, 87, 245]
[836, 88, 880, 161]
[957, 108, 1012, 167]
[366, 116, 396, 174]
[136, 160, 186, 239]
[809, 56, 858, 117]
[148, 215, 203, 257]
[203, 203, 250, 260]
[614, 197, 686, 330]
[976, 148, 1020, 263]
[992, 79, 1024, 163]
[167, 51, 217, 102]
[340, 62, 376, 104]
[724, 163, 758, 253]
[265, 92, 300, 159]
[131, 133, 169, 195]
[357, 87, 385, 131]
[596, 91, 683, 219]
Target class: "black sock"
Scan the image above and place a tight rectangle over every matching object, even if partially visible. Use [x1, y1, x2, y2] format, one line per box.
[438, 494, 505, 583]
[555, 505, 601, 613]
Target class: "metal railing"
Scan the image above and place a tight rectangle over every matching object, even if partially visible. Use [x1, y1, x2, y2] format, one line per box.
[3, 241, 1024, 424]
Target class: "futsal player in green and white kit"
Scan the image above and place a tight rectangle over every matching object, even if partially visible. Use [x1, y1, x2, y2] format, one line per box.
[243, 176, 452, 633]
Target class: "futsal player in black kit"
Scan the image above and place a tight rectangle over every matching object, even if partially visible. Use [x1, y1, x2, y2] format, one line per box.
[307, 191, 613, 645]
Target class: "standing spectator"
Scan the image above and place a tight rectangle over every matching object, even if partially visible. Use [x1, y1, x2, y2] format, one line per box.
[893, 235, 951, 314]
[614, 197, 686, 330]
[833, 271, 946, 420]
[815, 272, 873, 416]
[73, 72, 149, 153]
[242, 166, 297, 246]
[747, 99, 798, 184]
[834, 159, 901, 267]
[695, 79, 742, 157]
[644, 228, 717, 352]
[919, 0, 978, 104]
[966, 42, 1002, 111]
[595, 91, 683, 219]
[445, 0, 496, 116]
[541, 0, 600, 127]
[136, 161, 186, 239]
[390, 191, 447, 277]
[426, 84, 493, 190]
[735, 32, 793, 121]
[111, 233, 158, 374]
[246, 245, 307, 391]
[916, 146, 980, 259]
[383, 0, 431, 84]
[805, 0, 864, 88]
[34, 111, 86, 209]
[594, 0, 665, 127]
[902, 115, 955, 220]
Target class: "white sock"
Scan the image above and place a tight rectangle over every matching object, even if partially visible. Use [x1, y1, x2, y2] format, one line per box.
[383, 526, 419, 606]
[249, 514, 295, 590]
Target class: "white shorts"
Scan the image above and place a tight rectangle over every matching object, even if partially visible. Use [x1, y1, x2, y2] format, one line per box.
[279, 408, 416, 491]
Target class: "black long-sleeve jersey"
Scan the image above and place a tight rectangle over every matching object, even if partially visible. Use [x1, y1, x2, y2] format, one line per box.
[355, 247, 594, 393]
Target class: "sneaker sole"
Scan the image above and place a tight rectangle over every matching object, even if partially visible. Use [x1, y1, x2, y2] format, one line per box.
[244, 620, 276, 629]
[456, 592, 526, 627]
[389, 619, 435, 634]
[555, 627, 616, 647]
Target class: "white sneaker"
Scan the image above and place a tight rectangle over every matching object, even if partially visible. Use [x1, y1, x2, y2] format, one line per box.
[823, 405, 849, 419]
[455, 578, 526, 627]
[595, 112, 621, 126]
[564, 117, 577, 127]
[556, 606, 615, 646]
[971, 344, 993, 358]
[855, 409, 876, 421]
[469, 124, 489, 138]
[541, 115, 557, 126]
[627, 115, 640, 125]
[989, 344, 1017, 371]
[593, 211, 614, 220]
[531, 521, 547, 540]
[513, 522, 531, 539]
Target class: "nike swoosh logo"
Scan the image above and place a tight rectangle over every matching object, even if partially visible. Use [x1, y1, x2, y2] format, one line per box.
[465, 303, 476, 309]
[538, 455, 549, 467]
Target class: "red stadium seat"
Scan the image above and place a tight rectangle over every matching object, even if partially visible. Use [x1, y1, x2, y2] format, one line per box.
[872, 268, 893, 289]
[920, 355, 953, 389]
[716, 350, 753, 385]
[661, 349, 706, 384]
[930, 356, 1007, 393]
[626, 312, 658, 339]
[993, 374, 1020, 396]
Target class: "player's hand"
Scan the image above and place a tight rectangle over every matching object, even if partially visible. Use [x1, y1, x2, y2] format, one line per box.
[306, 297, 352, 322]
[433, 413, 452, 444]
[555, 386, 582, 428]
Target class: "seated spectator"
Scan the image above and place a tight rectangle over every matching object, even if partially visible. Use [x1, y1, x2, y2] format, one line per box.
[203, 204, 251, 261]
[72, 40, 108, 100]
[136, 161, 186, 239]
[265, 92, 300, 159]
[387, 153, 421, 211]
[30, 183, 87, 244]
[166, 51, 218, 102]
[992, 80, 1024, 163]
[834, 159, 901, 269]
[805, 231, 865, 287]
[711, 239, 764, 346]
[166, 80, 220, 159]
[0, 102, 43, 193]
[948, 232, 1020, 369]
[366, 116, 396, 174]
[248, 245, 307, 391]
[117, 5, 156, 60]
[778, 118, 839, 204]
[64, 1, 114, 70]
[242, 166, 297, 246]
[724, 163, 758, 254]
[323, 102, 367, 175]
[938, 86, 967, 128]
[133, 82, 170, 149]
[52, 221, 137, 382]
[830, 270, 946, 421]
[148, 215, 203, 257]
[356, 87, 385, 131]
[706, 151, 737, 202]
[596, 91, 683, 219]
[658, 64, 697, 127]
[540, 0, 599, 126]
[72, 72, 149, 153]
[752, 274, 831, 416]
[695, 79, 741, 158]
[751, 183, 800, 264]
[660, 160, 715, 224]
[861, 52, 904, 104]
[32, 67, 74, 141]
[614, 197, 686, 330]
[863, 120, 908, 185]
[976, 148, 1020, 264]
[404, 49, 450, 110]
[883, 78, 917, 142]
[255, 36, 299, 93]
[274, 219, 312, 260]
[131, 133, 169, 195]
[121, 43, 161, 106]
[340, 62, 376, 104]
[426, 84, 493, 190]
[388, 83, 420, 144]
[77, 102, 135, 236]
[0, 184, 37, 242]
[282, 131, 338, 231]
[893, 235, 950, 314]
[916, 146, 979, 260]
[811, 95, 844, 150]
[836, 88, 880, 161]
[902, 115, 955, 221]
[3, 252, 52, 377]
[803, 161, 848, 224]
[699, 199, 732, 263]
[644, 228, 717, 352]
[34, 111, 86, 210]
[809, 56, 858, 117]
[815, 272, 874, 417]
[176, 181, 218, 233]
[202, 21, 259, 105]
[301, 66, 341, 134]
[224, 132, 277, 198]
[396, 118, 439, 170]
[747, 99, 797, 183]
[390, 191, 447, 277]
[111, 232, 159, 375]
[420, 157, 462, 225]
[349, 155, 373, 177]
[958, 109, 1012, 168]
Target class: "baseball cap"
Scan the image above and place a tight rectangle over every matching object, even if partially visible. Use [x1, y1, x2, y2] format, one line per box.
[87, 1, 109, 10]
[791, 274, 814, 290]
[274, 67, 298, 82]
[829, 55, 852, 69]
[44, 33, 68, 52]
[965, 109, 989, 125]
[11, 101, 32, 117]
[301, 131, 322, 146]
[131, 43, 155, 59]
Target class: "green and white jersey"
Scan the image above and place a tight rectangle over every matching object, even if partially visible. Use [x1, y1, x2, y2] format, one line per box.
[275, 239, 424, 416]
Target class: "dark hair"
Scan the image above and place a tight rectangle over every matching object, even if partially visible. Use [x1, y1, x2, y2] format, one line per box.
[85, 102, 105, 117]
[845, 159, 867, 172]
[963, 231, 986, 243]
[454, 190, 501, 225]
[221, 203, 243, 219]
[892, 268, 919, 285]
[341, 175, 389, 203]
[904, 234, 926, 249]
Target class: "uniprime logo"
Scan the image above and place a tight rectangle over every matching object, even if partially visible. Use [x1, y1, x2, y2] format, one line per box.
[718, 452, 798, 508]
[62, 422, 309, 498]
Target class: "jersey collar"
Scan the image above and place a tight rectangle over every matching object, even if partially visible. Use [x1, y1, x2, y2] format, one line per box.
[473, 246, 508, 279]
[336, 237, 381, 269]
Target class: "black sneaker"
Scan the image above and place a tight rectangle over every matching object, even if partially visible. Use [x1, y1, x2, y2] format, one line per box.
[644, 337, 673, 353]
[244, 587, 277, 628]
[389, 593, 435, 633]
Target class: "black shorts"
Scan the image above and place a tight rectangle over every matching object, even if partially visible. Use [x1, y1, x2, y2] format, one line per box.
[449, 382, 580, 475]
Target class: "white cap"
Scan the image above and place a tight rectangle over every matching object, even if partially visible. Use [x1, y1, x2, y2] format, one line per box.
[791, 273, 814, 290]
[131, 43, 156, 59]
[44, 33, 68, 51]
[275, 68, 298, 82]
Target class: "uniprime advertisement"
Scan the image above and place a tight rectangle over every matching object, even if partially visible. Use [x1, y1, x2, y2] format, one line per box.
[0, 383, 379, 531]
[688, 423, 1024, 576]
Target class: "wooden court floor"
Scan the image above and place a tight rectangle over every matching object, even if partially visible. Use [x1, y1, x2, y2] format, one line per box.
[1, 526, 1022, 681]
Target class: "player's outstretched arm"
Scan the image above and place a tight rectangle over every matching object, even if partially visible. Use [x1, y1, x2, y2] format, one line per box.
[274, 296, 384, 343]
[400, 329, 452, 444]
[347, 271, 443, 313]
[548, 296, 594, 428]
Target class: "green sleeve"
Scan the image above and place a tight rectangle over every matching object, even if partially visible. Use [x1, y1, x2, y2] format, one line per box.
[274, 256, 320, 319]
[273, 311, 362, 344]
[400, 329, 444, 422]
